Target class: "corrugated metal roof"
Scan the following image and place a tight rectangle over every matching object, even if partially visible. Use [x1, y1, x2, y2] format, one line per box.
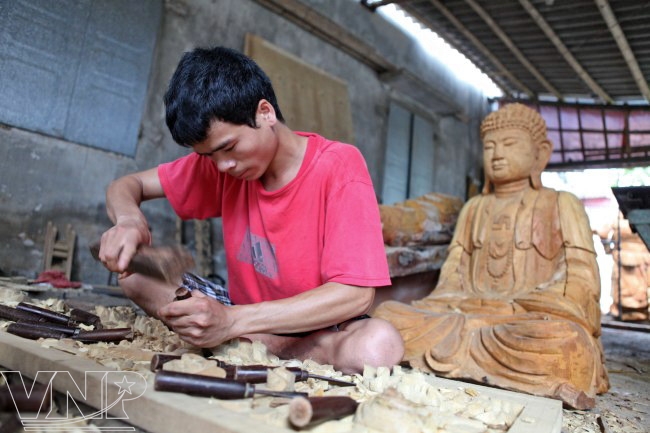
[362, 0, 650, 104]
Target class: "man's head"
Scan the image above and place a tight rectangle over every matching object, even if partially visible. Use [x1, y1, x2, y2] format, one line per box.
[479, 103, 552, 192]
[164, 46, 285, 147]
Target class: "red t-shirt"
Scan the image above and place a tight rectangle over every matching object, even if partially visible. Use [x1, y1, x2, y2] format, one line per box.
[158, 132, 390, 305]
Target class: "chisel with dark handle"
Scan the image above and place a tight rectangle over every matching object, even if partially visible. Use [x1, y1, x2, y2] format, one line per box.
[1, 303, 103, 332]
[289, 396, 359, 428]
[0, 304, 51, 323]
[154, 370, 308, 399]
[7, 322, 133, 343]
[149, 354, 355, 386]
[0, 384, 50, 412]
[229, 365, 356, 387]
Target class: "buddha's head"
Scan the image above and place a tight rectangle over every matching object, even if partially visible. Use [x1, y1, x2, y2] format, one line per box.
[479, 103, 552, 193]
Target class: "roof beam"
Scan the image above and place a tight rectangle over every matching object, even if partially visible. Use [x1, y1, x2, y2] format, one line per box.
[427, 0, 534, 98]
[518, 0, 613, 103]
[252, 0, 396, 74]
[595, 0, 650, 102]
[463, 0, 562, 99]
[401, 4, 511, 97]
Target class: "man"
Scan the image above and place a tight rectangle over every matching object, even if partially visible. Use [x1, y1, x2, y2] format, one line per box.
[98, 46, 403, 374]
[375, 103, 609, 409]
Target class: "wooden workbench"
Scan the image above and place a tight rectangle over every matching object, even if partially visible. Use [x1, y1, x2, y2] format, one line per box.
[0, 331, 562, 433]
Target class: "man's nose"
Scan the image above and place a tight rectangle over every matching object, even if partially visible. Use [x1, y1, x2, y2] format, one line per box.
[217, 158, 236, 172]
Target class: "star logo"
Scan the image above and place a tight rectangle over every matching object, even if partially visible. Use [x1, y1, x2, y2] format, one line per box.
[114, 376, 135, 395]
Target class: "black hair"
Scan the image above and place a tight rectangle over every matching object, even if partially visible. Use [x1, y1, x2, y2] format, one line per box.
[164, 46, 284, 147]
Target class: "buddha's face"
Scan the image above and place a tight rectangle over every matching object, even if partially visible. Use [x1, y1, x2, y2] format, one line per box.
[482, 127, 538, 186]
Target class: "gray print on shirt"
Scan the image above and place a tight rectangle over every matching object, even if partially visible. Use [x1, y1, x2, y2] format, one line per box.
[236, 228, 278, 279]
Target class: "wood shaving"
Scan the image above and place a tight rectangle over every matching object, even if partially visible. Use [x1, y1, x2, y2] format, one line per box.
[0, 287, 28, 305]
[210, 339, 281, 366]
[162, 353, 226, 378]
[352, 366, 524, 433]
[266, 367, 295, 392]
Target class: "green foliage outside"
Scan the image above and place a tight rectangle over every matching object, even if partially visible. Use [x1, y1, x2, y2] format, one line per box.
[613, 167, 650, 187]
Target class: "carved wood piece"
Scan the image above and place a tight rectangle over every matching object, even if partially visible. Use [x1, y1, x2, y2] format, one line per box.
[385, 244, 448, 277]
[598, 218, 650, 321]
[379, 193, 463, 247]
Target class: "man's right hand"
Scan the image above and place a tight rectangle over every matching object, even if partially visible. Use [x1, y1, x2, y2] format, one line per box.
[99, 217, 151, 274]
[101, 167, 165, 274]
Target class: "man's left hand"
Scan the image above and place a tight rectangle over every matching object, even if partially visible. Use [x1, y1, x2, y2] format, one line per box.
[157, 290, 234, 347]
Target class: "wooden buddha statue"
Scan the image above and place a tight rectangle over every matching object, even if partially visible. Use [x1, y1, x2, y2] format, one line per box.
[375, 103, 609, 409]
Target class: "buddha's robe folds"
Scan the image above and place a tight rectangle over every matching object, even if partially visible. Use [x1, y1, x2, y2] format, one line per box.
[375, 188, 610, 409]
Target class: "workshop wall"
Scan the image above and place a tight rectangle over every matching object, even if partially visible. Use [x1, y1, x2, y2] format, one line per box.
[0, 0, 488, 284]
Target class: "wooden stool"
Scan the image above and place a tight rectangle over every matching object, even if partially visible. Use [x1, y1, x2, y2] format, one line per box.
[42, 221, 76, 280]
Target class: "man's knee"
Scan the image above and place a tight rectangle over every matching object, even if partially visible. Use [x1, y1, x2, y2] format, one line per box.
[341, 318, 404, 370]
[118, 275, 136, 297]
[117, 274, 175, 317]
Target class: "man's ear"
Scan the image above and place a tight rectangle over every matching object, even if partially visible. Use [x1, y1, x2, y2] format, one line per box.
[257, 99, 277, 124]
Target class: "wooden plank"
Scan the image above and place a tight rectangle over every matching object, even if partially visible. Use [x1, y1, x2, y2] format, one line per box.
[41, 221, 57, 274]
[251, 0, 396, 74]
[0, 331, 562, 432]
[0, 332, 288, 433]
[423, 376, 562, 433]
[245, 33, 354, 145]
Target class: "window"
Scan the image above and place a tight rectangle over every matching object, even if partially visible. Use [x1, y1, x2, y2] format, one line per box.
[0, 0, 162, 156]
[382, 102, 436, 204]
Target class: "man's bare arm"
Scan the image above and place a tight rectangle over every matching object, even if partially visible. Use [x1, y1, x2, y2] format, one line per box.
[158, 281, 376, 347]
[100, 168, 166, 273]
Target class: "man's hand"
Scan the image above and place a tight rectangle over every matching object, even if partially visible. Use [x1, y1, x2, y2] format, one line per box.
[101, 167, 163, 275]
[157, 290, 235, 347]
[99, 216, 151, 275]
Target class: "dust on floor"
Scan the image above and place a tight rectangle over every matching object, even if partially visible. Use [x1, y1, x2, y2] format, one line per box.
[562, 325, 650, 433]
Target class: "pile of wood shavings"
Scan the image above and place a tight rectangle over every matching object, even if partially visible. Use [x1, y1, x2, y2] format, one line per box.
[40, 305, 201, 372]
[352, 366, 525, 433]
[159, 342, 526, 433]
[0, 286, 197, 372]
[1, 293, 528, 432]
